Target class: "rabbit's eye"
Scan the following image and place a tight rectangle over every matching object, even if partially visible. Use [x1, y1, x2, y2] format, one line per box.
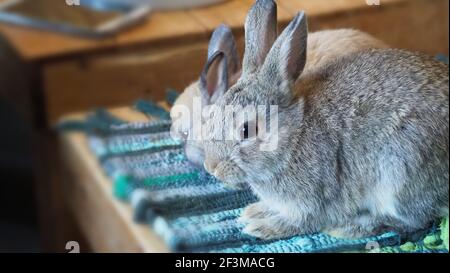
[240, 121, 258, 140]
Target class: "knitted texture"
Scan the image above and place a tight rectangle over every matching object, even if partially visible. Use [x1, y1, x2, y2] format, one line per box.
[442, 217, 449, 251]
[59, 91, 447, 253]
[380, 217, 449, 253]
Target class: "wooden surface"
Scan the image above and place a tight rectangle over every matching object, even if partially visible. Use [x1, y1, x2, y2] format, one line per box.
[42, 41, 208, 125]
[59, 107, 169, 253]
[306, 0, 449, 56]
[0, 0, 253, 61]
[1, 0, 440, 61]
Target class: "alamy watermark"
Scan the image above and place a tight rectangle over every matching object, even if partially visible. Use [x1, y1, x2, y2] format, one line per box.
[365, 241, 381, 253]
[170, 97, 279, 151]
[366, 0, 381, 5]
[66, 241, 80, 253]
[65, 0, 80, 6]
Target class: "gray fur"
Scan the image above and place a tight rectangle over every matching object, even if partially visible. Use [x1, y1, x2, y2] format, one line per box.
[200, 51, 229, 104]
[268, 12, 308, 85]
[184, 0, 278, 167]
[202, 13, 449, 239]
[207, 24, 240, 76]
[200, 24, 240, 105]
[242, 0, 277, 78]
[179, 24, 240, 167]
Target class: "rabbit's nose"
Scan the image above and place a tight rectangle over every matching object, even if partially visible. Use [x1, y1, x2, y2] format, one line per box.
[204, 160, 218, 174]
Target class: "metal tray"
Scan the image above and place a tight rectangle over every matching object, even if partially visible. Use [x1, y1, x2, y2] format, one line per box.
[0, 0, 151, 38]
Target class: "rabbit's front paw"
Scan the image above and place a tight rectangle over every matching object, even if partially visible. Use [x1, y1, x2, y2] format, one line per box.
[323, 228, 355, 239]
[323, 224, 383, 239]
[242, 217, 298, 240]
[238, 202, 275, 224]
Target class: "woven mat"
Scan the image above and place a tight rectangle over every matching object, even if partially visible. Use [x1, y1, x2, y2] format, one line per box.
[59, 90, 448, 253]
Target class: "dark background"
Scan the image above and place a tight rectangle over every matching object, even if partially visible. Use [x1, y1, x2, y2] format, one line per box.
[0, 37, 40, 252]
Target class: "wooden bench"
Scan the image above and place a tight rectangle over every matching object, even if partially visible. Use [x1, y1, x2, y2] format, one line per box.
[60, 107, 169, 252]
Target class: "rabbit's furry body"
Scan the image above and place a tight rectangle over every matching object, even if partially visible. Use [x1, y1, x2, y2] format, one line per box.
[202, 1, 449, 239]
[217, 49, 448, 239]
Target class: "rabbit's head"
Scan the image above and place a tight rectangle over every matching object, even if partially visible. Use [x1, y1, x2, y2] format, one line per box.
[202, 1, 308, 188]
[170, 24, 240, 167]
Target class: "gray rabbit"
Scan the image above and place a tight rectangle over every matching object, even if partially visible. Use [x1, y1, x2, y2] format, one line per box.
[201, 1, 449, 239]
[170, 24, 241, 167]
[170, 0, 387, 168]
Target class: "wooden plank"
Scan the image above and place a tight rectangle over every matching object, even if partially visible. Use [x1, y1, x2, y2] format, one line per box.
[278, 0, 407, 16]
[186, 0, 252, 31]
[304, 0, 449, 56]
[59, 107, 169, 252]
[0, 22, 113, 60]
[1, 0, 440, 61]
[115, 10, 208, 47]
[188, 0, 293, 32]
[34, 129, 91, 252]
[43, 41, 210, 125]
[0, 9, 207, 61]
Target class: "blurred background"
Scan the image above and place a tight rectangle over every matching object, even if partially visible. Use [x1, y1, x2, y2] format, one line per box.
[0, 0, 448, 252]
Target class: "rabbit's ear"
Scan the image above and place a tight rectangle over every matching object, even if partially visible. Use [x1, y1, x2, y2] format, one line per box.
[207, 24, 240, 76]
[241, 0, 277, 78]
[261, 12, 308, 93]
[200, 51, 228, 105]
